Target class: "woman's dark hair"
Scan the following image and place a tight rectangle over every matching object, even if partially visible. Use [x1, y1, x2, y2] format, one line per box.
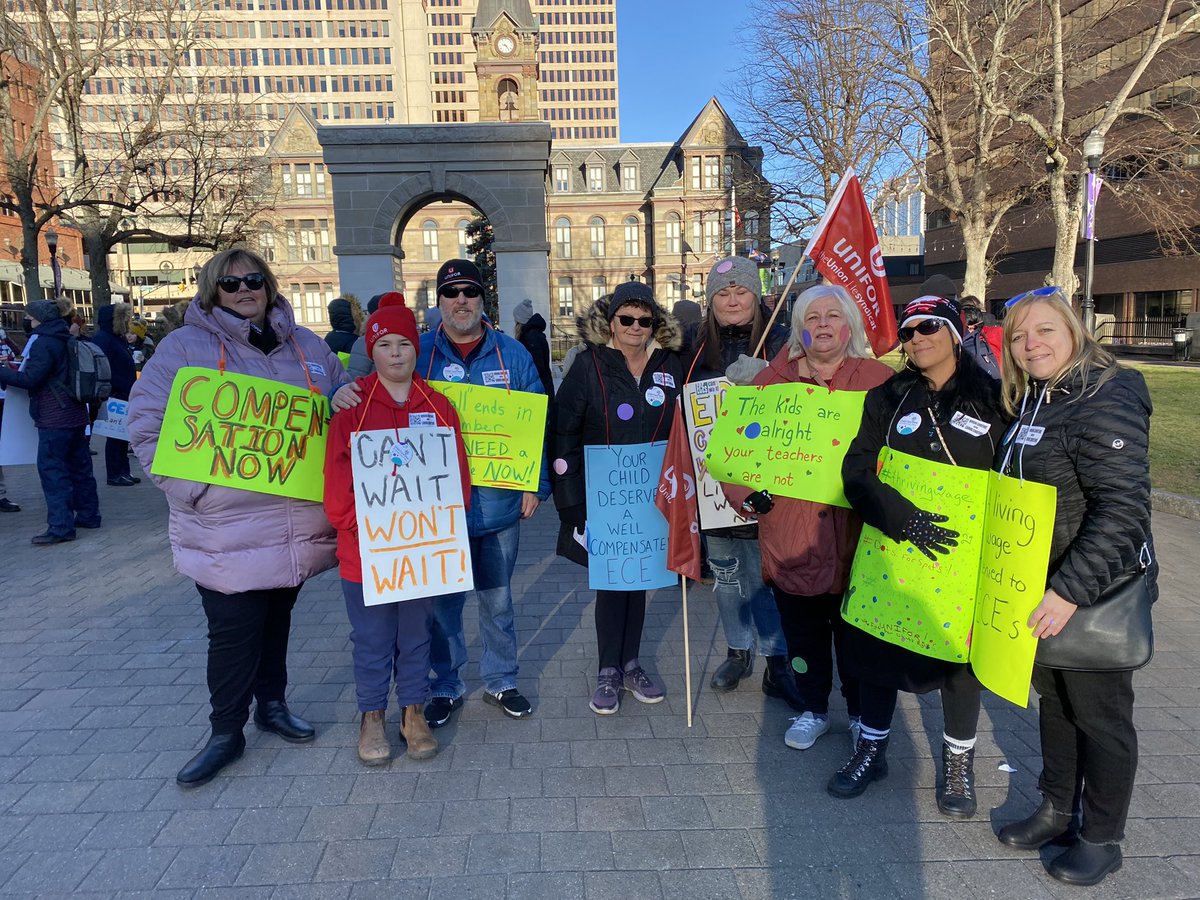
[886, 346, 998, 411]
[699, 303, 766, 372]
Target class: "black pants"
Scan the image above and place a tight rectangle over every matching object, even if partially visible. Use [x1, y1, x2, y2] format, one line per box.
[104, 437, 131, 481]
[1032, 665, 1137, 843]
[197, 583, 303, 735]
[859, 665, 981, 740]
[595, 589, 646, 670]
[774, 589, 860, 717]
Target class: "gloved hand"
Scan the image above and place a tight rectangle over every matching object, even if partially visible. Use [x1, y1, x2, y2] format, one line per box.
[901, 510, 959, 561]
[559, 504, 587, 530]
[741, 490, 774, 515]
[725, 354, 770, 385]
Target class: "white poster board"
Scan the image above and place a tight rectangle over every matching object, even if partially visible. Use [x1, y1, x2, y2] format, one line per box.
[682, 378, 756, 531]
[0, 388, 39, 465]
[92, 398, 130, 441]
[350, 426, 473, 606]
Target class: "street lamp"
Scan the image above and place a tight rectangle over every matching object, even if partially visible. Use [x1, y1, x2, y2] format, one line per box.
[1081, 131, 1106, 337]
[44, 227, 60, 300]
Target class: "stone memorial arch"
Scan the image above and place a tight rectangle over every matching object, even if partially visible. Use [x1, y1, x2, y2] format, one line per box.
[318, 122, 552, 329]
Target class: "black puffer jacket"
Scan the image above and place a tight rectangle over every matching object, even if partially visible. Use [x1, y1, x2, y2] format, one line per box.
[683, 304, 789, 383]
[324, 298, 359, 355]
[517, 312, 555, 397]
[92, 303, 137, 400]
[998, 365, 1156, 607]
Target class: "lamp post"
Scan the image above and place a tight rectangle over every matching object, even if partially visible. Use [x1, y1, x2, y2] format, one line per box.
[44, 227, 60, 300]
[1081, 131, 1105, 337]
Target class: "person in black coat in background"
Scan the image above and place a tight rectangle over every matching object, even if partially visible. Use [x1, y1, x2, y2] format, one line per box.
[832, 295, 1006, 816]
[91, 303, 140, 487]
[513, 298, 555, 397]
[552, 281, 684, 715]
[324, 296, 362, 357]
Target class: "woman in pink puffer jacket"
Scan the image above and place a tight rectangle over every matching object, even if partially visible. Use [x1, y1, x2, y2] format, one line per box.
[128, 248, 345, 789]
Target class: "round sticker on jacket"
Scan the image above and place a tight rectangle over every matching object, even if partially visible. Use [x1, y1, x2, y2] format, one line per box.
[896, 411, 922, 435]
[442, 363, 466, 382]
[390, 442, 414, 467]
[645, 386, 666, 407]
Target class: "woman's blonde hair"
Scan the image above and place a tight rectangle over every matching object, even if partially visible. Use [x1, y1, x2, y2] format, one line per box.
[195, 248, 280, 315]
[787, 284, 870, 360]
[1000, 288, 1119, 414]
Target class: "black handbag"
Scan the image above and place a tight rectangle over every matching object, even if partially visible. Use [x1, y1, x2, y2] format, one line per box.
[1035, 567, 1155, 672]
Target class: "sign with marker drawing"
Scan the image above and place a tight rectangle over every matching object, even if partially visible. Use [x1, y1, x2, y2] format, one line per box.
[681, 378, 754, 530]
[351, 427, 473, 605]
[92, 398, 130, 441]
[430, 380, 547, 491]
[704, 383, 868, 508]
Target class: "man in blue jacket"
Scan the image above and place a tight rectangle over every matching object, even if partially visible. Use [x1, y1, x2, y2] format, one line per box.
[418, 259, 551, 727]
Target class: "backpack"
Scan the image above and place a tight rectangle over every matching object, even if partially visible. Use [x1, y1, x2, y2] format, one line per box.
[61, 337, 113, 403]
[961, 329, 1001, 379]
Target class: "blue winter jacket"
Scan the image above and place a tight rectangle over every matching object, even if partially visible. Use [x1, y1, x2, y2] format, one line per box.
[417, 324, 551, 536]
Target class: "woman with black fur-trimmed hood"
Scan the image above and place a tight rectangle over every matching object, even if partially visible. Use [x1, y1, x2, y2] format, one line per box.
[551, 280, 684, 716]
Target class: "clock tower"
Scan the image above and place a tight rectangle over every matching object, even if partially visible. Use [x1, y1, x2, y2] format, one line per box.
[472, 0, 540, 123]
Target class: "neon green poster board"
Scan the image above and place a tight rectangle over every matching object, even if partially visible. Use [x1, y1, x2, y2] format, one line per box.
[842, 449, 1056, 707]
[429, 380, 547, 491]
[151, 367, 330, 502]
[704, 383, 868, 508]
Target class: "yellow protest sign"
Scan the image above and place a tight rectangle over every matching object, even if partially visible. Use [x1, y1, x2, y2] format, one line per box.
[429, 380, 547, 491]
[151, 367, 329, 502]
[704, 383, 868, 507]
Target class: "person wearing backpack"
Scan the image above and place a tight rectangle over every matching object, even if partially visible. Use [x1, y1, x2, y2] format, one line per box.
[0, 299, 101, 544]
[91, 302, 140, 486]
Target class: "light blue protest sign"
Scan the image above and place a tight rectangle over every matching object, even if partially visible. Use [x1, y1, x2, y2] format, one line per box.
[584, 442, 676, 591]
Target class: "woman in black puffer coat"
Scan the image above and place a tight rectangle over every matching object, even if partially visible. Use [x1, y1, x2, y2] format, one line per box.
[993, 288, 1155, 888]
[552, 282, 684, 716]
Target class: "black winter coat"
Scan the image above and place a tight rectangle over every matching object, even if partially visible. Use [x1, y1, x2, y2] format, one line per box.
[92, 304, 137, 400]
[324, 298, 358, 355]
[0, 316, 89, 428]
[518, 313, 555, 398]
[997, 365, 1156, 608]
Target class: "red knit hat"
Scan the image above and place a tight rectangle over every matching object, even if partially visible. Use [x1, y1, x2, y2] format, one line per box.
[364, 292, 419, 359]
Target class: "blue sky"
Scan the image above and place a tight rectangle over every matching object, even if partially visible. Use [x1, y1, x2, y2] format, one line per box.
[616, 2, 748, 143]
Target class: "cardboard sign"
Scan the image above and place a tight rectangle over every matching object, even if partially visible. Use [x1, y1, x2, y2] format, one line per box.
[92, 398, 130, 441]
[0, 387, 38, 465]
[350, 426, 473, 605]
[151, 367, 329, 501]
[705, 383, 868, 508]
[682, 378, 754, 531]
[842, 449, 1056, 707]
[585, 442, 676, 591]
[429, 380, 547, 491]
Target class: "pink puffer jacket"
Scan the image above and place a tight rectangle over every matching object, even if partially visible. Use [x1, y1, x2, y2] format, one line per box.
[128, 298, 345, 594]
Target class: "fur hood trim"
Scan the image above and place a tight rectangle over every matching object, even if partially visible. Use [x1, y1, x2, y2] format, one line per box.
[576, 296, 683, 351]
[112, 302, 132, 337]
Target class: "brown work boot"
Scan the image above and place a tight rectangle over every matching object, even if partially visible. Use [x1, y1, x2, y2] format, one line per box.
[400, 703, 438, 760]
[357, 709, 390, 767]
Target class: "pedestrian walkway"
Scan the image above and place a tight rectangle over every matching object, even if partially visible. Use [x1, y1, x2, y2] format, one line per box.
[0, 458, 1197, 899]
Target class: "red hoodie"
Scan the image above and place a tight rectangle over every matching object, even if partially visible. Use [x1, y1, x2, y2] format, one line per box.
[324, 372, 471, 582]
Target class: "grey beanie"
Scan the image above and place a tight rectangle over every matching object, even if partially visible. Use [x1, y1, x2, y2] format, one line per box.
[25, 299, 60, 323]
[513, 298, 534, 325]
[705, 256, 762, 305]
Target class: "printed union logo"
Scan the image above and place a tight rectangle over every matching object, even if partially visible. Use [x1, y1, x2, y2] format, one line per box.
[372, 323, 380, 332]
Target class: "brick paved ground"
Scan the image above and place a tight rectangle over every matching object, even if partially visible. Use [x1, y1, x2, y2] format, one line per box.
[0, 456, 1197, 899]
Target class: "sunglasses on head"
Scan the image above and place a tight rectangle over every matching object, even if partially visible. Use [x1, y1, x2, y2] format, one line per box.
[439, 285, 482, 299]
[897, 319, 946, 342]
[216, 273, 266, 293]
[1005, 285, 1062, 308]
[616, 314, 655, 328]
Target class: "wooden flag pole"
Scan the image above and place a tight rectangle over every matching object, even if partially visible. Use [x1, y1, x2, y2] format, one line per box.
[682, 577, 694, 728]
[751, 261, 806, 359]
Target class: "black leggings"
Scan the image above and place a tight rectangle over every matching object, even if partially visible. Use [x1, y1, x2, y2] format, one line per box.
[595, 589, 646, 670]
[859, 665, 982, 740]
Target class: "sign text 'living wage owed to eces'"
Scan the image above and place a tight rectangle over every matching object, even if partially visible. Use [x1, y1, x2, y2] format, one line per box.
[430, 380, 547, 492]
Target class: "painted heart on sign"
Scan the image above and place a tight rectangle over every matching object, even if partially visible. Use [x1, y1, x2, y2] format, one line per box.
[806, 387, 815, 395]
[736, 426, 745, 435]
[831, 438, 840, 447]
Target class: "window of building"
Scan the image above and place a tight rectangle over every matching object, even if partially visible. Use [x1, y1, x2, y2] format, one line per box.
[557, 276, 574, 317]
[315, 164, 327, 197]
[554, 165, 570, 192]
[591, 274, 607, 303]
[294, 163, 313, 197]
[587, 163, 604, 192]
[666, 274, 683, 304]
[589, 216, 605, 257]
[422, 219, 439, 260]
[304, 283, 323, 324]
[457, 219, 471, 257]
[703, 156, 720, 190]
[555, 216, 572, 258]
[744, 210, 759, 236]
[702, 212, 720, 253]
[257, 222, 277, 263]
[665, 212, 681, 255]
[621, 163, 637, 192]
[690, 157, 701, 190]
[624, 215, 639, 257]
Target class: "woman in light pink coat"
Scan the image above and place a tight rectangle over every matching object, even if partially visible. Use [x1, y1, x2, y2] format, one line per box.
[128, 248, 345, 789]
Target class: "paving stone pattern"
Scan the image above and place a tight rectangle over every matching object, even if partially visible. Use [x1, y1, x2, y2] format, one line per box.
[0, 459, 1197, 899]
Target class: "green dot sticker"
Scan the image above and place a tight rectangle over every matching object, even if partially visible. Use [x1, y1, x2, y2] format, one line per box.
[791, 656, 808, 674]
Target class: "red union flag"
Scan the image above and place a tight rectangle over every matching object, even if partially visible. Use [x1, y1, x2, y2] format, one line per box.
[804, 170, 899, 356]
[654, 407, 702, 582]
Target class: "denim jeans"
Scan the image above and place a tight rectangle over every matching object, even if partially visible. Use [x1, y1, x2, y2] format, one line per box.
[429, 519, 521, 698]
[342, 579, 433, 711]
[706, 533, 785, 657]
[37, 426, 100, 537]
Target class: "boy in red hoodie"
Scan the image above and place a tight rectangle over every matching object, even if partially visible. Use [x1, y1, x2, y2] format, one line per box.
[324, 294, 470, 765]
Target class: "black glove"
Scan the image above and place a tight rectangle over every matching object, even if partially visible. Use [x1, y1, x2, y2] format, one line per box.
[559, 504, 587, 530]
[901, 510, 959, 561]
[741, 490, 774, 515]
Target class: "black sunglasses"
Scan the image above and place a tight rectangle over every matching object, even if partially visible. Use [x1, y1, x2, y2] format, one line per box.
[439, 285, 482, 299]
[616, 314, 655, 328]
[216, 273, 266, 293]
[897, 319, 946, 342]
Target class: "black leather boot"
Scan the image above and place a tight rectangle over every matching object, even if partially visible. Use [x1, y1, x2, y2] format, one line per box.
[253, 700, 315, 743]
[762, 655, 805, 711]
[998, 797, 1074, 850]
[1046, 839, 1122, 886]
[176, 732, 246, 788]
[710, 648, 753, 691]
[827, 736, 889, 799]
[937, 743, 977, 818]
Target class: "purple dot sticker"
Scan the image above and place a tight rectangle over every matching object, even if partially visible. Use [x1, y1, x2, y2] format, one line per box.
[553, 458, 569, 475]
[715, 259, 734, 273]
[744, 422, 762, 439]
[617, 403, 634, 421]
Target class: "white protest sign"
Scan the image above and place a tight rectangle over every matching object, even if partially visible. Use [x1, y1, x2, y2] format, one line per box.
[92, 398, 130, 440]
[351, 426, 473, 606]
[0, 387, 38, 465]
[682, 378, 755, 531]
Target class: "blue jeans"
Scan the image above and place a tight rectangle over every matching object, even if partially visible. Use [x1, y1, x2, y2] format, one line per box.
[429, 520, 521, 699]
[342, 579, 433, 711]
[706, 533, 785, 657]
[37, 426, 100, 537]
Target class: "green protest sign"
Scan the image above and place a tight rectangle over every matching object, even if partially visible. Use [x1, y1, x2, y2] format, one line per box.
[704, 383, 867, 508]
[151, 367, 329, 501]
[429, 380, 547, 491]
[842, 449, 1056, 707]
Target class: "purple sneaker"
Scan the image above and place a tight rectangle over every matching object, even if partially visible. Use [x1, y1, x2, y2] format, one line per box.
[590, 667, 622, 715]
[622, 660, 665, 704]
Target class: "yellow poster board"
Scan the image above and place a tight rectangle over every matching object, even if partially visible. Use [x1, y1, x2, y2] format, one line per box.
[429, 380, 547, 491]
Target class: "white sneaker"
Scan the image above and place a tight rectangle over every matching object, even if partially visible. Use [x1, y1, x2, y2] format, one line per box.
[849, 716, 862, 749]
[784, 711, 830, 750]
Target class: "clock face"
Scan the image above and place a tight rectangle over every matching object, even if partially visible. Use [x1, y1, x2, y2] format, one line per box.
[497, 36, 515, 55]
